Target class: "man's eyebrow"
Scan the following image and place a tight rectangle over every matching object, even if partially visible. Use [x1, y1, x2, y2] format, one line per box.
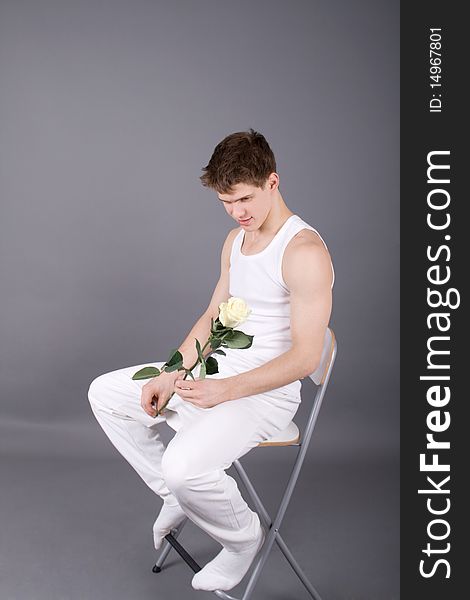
[217, 194, 253, 203]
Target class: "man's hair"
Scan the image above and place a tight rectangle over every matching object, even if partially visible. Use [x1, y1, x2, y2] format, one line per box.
[200, 128, 277, 194]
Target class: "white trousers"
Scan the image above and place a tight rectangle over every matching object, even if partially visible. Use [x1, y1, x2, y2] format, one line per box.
[87, 360, 300, 553]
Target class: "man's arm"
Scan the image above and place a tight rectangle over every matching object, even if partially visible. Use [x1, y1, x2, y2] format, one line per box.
[173, 227, 240, 371]
[141, 227, 240, 417]
[224, 232, 333, 400]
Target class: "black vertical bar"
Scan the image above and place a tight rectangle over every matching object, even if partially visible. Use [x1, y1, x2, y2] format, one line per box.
[401, 2, 464, 598]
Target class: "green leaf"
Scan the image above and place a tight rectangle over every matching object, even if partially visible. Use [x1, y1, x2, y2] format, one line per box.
[163, 348, 184, 373]
[213, 349, 226, 356]
[199, 360, 207, 379]
[132, 366, 161, 380]
[195, 338, 205, 364]
[210, 337, 222, 350]
[165, 360, 183, 373]
[166, 348, 183, 368]
[185, 369, 196, 381]
[205, 356, 219, 375]
[223, 331, 254, 349]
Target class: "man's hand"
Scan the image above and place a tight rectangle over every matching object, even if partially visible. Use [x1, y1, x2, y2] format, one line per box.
[174, 377, 232, 409]
[141, 371, 184, 417]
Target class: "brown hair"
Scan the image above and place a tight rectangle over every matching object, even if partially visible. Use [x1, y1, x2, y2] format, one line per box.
[200, 128, 277, 194]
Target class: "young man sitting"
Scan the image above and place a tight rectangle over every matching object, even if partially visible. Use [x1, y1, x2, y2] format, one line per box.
[88, 128, 334, 592]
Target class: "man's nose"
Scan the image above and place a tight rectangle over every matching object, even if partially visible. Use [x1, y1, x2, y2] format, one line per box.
[232, 203, 246, 218]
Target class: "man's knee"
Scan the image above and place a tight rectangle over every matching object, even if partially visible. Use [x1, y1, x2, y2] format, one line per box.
[161, 444, 208, 494]
[87, 372, 113, 410]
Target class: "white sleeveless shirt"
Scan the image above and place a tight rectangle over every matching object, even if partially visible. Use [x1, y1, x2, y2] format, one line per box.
[213, 214, 334, 402]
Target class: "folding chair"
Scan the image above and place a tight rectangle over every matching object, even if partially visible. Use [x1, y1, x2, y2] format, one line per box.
[152, 327, 337, 600]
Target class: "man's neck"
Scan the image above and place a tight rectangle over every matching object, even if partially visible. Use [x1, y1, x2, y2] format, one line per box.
[253, 197, 294, 239]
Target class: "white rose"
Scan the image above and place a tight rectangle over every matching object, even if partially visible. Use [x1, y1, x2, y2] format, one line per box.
[218, 297, 251, 328]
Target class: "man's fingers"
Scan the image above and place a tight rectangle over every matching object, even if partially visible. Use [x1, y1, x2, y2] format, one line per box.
[141, 388, 151, 406]
[174, 380, 197, 399]
[141, 388, 157, 416]
[175, 380, 196, 391]
[157, 396, 170, 413]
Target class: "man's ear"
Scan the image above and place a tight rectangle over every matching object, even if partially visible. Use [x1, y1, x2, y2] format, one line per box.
[268, 172, 279, 190]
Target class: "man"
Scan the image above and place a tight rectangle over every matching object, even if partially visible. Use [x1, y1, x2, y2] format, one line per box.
[88, 128, 334, 592]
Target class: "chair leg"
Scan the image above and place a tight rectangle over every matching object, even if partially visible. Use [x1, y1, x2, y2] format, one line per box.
[153, 463, 323, 600]
[239, 521, 277, 600]
[275, 535, 323, 600]
[213, 590, 240, 600]
[152, 516, 189, 572]
[233, 460, 323, 600]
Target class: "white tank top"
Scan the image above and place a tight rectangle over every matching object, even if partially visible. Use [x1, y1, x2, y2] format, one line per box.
[214, 214, 334, 400]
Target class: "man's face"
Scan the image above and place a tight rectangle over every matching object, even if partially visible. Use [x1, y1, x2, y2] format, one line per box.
[217, 178, 276, 230]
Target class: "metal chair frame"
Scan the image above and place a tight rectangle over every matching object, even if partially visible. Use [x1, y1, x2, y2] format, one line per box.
[152, 328, 337, 600]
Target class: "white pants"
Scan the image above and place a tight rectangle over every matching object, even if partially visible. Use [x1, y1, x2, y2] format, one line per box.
[87, 360, 300, 552]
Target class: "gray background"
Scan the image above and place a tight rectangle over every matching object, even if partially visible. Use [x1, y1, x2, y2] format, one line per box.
[0, 1, 399, 599]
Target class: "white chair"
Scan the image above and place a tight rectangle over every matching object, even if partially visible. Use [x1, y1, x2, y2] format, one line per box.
[153, 328, 337, 600]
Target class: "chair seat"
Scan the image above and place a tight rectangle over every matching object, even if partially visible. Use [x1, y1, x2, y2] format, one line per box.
[258, 421, 300, 447]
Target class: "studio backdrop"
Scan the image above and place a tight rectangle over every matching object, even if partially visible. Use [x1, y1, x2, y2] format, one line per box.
[0, 2, 399, 599]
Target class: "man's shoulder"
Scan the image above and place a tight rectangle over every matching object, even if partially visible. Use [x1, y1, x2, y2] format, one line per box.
[285, 227, 327, 255]
[220, 226, 242, 269]
[227, 226, 242, 240]
[222, 226, 242, 251]
[282, 228, 333, 289]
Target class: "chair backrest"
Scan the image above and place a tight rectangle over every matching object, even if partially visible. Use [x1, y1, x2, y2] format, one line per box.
[257, 328, 336, 448]
[309, 327, 336, 386]
[298, 326, 336, 449]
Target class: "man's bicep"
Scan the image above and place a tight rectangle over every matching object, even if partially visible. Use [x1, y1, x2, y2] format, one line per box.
[204, 228, 239, 319]
[205, 271, 230, 320]
[286, 243, 333, 372]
